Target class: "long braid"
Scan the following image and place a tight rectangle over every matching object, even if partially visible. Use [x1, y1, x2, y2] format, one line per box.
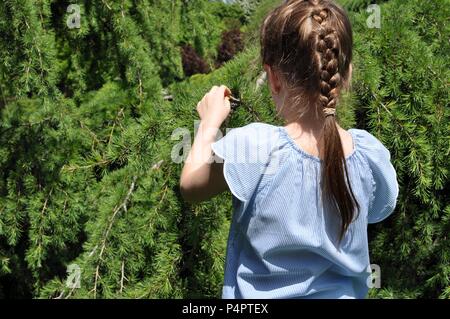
[310, 5, 358, 240]
[312, 9, 341, 116]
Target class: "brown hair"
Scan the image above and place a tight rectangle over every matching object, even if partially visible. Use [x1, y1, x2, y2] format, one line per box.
[260, 0, 359, 241]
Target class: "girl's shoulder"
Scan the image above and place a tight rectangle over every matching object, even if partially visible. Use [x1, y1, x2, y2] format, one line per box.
[217, 122, 283, 157]
[222, 124, 393, 162]
[223, 122, 281, 141]
[348, 128, 393, 162]
[221, 124, 394, 162]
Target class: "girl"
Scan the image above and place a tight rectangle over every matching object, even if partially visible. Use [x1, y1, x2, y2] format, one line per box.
[180, 0, 398, 299]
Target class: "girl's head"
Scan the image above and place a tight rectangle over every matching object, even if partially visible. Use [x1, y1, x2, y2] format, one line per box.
[261, 0, 358, 241]
[261, 0, 352, 118]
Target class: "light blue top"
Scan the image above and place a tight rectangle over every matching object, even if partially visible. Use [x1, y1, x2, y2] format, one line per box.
[211, 122, 399, 299]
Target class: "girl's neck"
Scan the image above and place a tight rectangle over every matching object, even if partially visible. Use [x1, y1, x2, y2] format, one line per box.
[274, 91, 343, 137]
[284, 116, 326, 135]
[280, 101, 328, 136]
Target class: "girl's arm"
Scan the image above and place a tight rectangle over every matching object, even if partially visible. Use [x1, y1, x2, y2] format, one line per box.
[179, 85, 231, 203]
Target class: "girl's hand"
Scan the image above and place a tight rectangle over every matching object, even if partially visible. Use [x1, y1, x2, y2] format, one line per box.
[196, 85, 232, 128]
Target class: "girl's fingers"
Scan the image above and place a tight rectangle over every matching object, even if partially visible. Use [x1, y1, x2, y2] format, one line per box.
[220, 85, 232, 97]
[209, 85, 230, 98]
[210, 85, 219, 94]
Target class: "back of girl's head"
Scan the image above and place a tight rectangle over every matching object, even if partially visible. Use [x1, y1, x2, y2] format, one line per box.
[260, 0, 358, 242]
[261, 0, 352, 117]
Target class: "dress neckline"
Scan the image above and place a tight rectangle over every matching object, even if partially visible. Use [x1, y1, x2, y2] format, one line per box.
[278, 126, 357, 163]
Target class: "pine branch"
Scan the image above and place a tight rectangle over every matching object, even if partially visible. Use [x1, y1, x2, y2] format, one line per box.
[0, 117, 52, 135]
[372, 93, 415, 142]
[91, 176, 137, 298]
[119, 260, 127, 294]
[61, 160, 111, 173]
[79, 120, 102, 148]
[101, 0, 112, 10]
[371, 93, 427, 182]
[36, 188, 53, 268]
[108, 108, 125, 148]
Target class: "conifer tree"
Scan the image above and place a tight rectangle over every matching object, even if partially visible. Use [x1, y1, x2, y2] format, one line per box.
[347, 0, 449, 298]
[0, 0, 247, 298]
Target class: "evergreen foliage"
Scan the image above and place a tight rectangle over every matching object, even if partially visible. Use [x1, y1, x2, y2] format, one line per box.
[0, 0, 448, 299]
[347, 0, 450, 298]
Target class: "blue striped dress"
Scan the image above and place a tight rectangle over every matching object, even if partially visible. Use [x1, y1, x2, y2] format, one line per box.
[211, 122, 399, 299]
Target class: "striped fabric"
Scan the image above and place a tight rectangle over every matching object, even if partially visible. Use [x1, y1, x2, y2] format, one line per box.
[211, 122, 399, 299]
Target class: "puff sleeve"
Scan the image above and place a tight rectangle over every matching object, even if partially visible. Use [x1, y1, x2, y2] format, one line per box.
[351, 129, 400, 224]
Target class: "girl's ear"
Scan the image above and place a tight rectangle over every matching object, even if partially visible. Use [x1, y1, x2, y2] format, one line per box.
[348, 63, 353, 84]
[264, 64, 282, 95]
[342, 63, 353, 90]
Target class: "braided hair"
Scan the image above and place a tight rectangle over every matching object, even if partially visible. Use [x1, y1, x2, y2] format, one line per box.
[313, 9, 340, 113]
[261, 0, 358, 242]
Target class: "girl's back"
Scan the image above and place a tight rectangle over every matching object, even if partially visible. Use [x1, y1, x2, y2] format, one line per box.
[212, 122, 398, 298]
